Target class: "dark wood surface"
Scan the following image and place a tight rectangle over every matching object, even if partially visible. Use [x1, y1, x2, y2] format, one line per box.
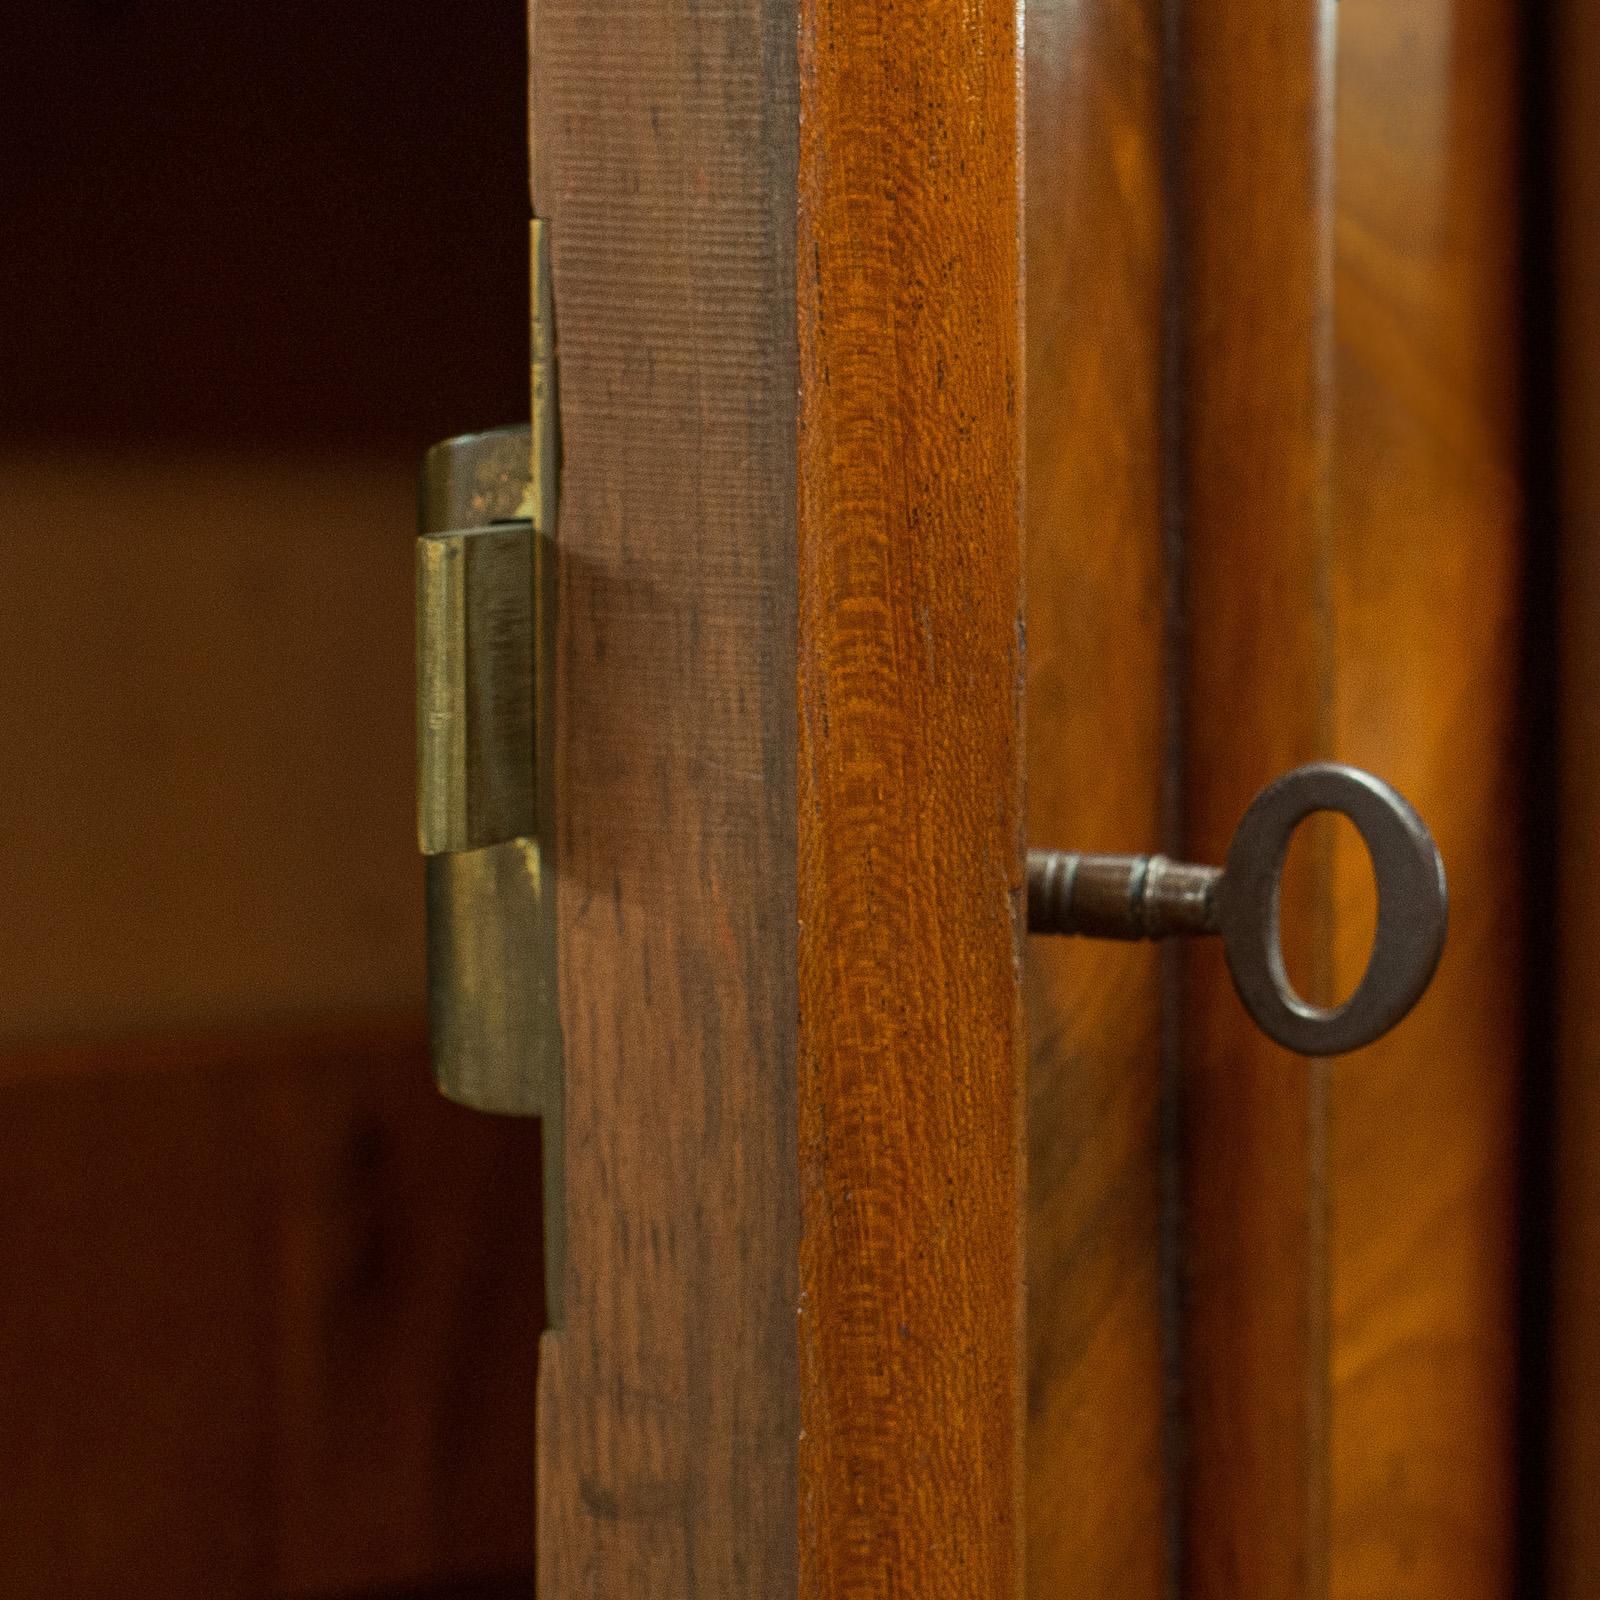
[1327, 3, 1524, 1594]
[796, 2, 1024, 1596]
[268, 1027, 543, 1595]
[0, 0, 529, 453]
[1023, 0, 1170, 1594]
[0, 1023, 539, 1599]
[1553, 0, 1600, 1587]
[528, 0, 801, 1593]
[371, 1581, 535, 1600]
[1174, 8, 1336, 1596]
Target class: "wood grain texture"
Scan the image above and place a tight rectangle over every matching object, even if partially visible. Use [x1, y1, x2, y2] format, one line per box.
[0, 1022, 539, 1598]
[1328, 3, 1524, 1595]
[1023, 0, 1170, 1594]
[796, 3, 1025, 1596]
[1551, 0, 1600, 1587]
[1174, 5, 1336, 1597]
[528, 1, 800, 1595]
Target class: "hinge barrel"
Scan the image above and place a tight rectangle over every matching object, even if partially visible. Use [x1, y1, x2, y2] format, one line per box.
[414, 218, 565, 1324]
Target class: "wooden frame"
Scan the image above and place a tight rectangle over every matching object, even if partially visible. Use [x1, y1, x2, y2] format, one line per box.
[797, 2, 1025, 1594]
[528, 1, 1024, 1592]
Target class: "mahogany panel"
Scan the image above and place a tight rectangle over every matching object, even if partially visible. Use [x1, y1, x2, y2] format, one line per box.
[1174, 6, 1336, 1597]
[1328, 3, 1524, 1595]
[796, 3, 1025, 1596]
[1023, 1, 1169, 1594]
[528, 0, 801, 1595]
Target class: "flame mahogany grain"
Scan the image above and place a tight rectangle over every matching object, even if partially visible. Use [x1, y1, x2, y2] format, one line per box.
[1175, 8, 1338, 1594]
[1176, 4, 1526, 1597]
[1023, 0, 1171, 1593]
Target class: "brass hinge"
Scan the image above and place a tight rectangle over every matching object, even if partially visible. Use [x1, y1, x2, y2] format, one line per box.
[415, 218, 563, 1323]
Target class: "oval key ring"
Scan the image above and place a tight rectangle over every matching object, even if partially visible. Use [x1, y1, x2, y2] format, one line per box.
[1214, 763, 1448, 1056]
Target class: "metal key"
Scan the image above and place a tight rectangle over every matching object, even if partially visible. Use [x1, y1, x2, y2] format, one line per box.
[1026, 763, 1448, 1056]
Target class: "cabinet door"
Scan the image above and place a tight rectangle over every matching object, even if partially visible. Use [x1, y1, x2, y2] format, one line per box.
[527, 1, 1025, 1596]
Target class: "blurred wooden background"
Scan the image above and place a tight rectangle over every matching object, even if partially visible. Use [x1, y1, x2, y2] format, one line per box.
[0, 3, 540, 1594]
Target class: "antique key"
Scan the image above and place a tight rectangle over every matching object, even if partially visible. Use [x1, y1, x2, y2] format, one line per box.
[1027, 763, 1448, 1055]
